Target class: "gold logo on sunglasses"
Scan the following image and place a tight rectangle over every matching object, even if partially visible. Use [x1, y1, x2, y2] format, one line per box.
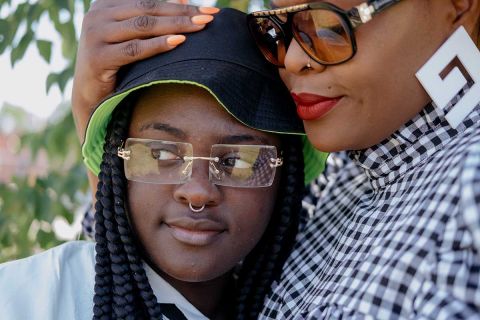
[250, 4, 309, 16]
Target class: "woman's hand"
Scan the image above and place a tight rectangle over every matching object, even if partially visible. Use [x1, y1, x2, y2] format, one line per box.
[72, 0, 219, 143]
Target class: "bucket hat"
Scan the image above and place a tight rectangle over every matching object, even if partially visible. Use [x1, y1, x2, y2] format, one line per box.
[82, 8, 327, 184]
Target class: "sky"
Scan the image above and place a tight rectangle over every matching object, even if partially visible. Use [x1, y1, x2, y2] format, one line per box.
[0, 1, 77, 120]
[0, 46, 68, 120]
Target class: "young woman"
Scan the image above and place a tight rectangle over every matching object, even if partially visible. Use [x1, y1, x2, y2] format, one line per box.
[72, 0, 480, 318]
[0, 9, 326, 319]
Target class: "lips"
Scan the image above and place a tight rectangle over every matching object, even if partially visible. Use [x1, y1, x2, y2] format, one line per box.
[165, 218, 226, 246]
[291, 92, 342, 121]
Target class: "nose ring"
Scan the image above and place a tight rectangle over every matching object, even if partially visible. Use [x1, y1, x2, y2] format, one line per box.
[189, 203, 205, 213]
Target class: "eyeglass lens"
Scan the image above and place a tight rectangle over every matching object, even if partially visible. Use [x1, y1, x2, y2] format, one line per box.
[124, 139, 193, 184]
[249, 8, 353, 66]
[122, 138, 279, 188]
[292, 9, 353, 64]
[248, 17, 287, 66]
[209, 144, 278, 187]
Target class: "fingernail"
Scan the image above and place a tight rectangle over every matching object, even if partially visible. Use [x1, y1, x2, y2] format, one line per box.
[191, 14, 214, 25]
[199, 7, 220, 14]
[166, 35, 186, 47]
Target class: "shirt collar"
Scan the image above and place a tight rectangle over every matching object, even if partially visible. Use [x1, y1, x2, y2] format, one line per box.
[144, 263, 209, 320]
[348, 87, 480, 189]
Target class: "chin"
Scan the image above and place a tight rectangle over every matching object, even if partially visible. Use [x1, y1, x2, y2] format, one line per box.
[304, 122, 380, 152]
[304, 128, 351, 152]
[171, 270, 217, 283]
[161, 260, 233, 283]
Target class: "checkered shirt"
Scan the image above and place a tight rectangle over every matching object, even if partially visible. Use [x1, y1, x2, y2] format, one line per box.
[261, 92, 480, 319]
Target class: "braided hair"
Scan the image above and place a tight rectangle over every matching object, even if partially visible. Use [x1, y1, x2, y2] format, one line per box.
[92, 92, 305, 319]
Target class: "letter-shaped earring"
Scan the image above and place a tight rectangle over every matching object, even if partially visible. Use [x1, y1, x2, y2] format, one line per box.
[416, 26, 480, 128]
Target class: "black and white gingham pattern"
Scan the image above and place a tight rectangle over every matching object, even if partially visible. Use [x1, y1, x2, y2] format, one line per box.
[461, 143, 480, 255]
[261, 94, 480, 319]
[82, 204, 95, 240]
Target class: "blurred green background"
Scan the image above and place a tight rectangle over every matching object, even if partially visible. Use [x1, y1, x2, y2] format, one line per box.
[0, 0, 265, 263]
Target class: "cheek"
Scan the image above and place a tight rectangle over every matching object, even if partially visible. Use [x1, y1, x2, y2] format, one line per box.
[127, 182, 171, 240]
[228, 189, 277, 251]
[279, 69, 293, 90]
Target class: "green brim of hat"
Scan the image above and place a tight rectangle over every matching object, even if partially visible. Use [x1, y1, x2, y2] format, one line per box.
[82, 80, 328, 185]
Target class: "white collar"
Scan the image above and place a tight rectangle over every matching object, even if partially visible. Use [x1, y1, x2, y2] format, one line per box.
[144, 263, 210, 320]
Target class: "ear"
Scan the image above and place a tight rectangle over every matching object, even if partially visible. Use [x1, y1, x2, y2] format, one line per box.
[450, 0, 480, 42]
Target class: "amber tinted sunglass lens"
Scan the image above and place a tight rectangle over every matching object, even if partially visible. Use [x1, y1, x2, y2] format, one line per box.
[292, 9, 353, 64]
[248, 17, 287, 66]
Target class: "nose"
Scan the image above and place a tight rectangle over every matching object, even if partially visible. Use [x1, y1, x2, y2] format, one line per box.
[284, 39, 326, 74]
[173, 159, 222, 208]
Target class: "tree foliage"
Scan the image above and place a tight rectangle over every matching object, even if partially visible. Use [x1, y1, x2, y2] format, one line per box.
[0, 103, 89, 262]
[1, 0, 91, 262]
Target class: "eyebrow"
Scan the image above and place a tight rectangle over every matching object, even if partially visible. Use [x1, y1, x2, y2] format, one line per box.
[221, 134, 271, 145]
[140, 123, 271, 145]
[139, 122, 187, 140]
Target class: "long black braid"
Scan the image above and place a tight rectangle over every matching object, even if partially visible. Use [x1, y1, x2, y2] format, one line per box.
[93, 96, 162, 319]
[92, 93, 305, 319]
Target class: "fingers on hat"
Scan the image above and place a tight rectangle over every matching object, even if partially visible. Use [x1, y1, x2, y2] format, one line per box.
[105, 36, 185, 64]
[103, 15, 211, 43]
[111, 0, 217, 21]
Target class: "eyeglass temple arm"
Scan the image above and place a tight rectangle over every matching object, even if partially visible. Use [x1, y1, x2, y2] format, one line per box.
[269, 157, 283, 168]
[368, 0, 402, 11]
[350, 0, 402, 28]
[118, 148, 131, 160]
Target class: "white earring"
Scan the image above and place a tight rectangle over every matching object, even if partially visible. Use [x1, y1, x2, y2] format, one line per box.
[416, 26, 480, 128]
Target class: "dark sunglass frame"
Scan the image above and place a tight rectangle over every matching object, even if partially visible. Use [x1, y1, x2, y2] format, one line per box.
[247, 0, 402, 67]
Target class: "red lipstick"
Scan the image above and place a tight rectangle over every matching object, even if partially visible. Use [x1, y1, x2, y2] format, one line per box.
[291, 92, 342, 120]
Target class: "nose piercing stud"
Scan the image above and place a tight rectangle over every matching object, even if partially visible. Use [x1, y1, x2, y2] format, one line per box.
[306, 58, 312, 69]
[189, 203, 205, 213]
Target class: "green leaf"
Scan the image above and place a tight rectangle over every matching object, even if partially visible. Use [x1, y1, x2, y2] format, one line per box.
[36, 39, 52, 63]
[82, 0, 92, 13]
[53, 0, 69, 11]
[10, 29, 34, 67]
[0, 16, 18, 55]
[59, 21, 77, 59]
[26, 3, 45, 27]
[45, 63, 74, 94]
[0, 19, 9, 45]
[46, 72, 59, 93]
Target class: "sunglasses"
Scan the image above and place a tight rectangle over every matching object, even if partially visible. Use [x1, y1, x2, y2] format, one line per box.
[117, 138, 283, 188]
[247, 0, 402, 67]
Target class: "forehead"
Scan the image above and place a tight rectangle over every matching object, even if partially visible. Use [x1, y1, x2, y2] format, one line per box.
[128, 84, 280, 144]
[131, 84, 235, 126]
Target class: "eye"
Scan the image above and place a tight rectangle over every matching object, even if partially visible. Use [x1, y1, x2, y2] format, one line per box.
[151, 149, 182, 161]
[220, 154, 254, 169]
[316, 27, 348, 46]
